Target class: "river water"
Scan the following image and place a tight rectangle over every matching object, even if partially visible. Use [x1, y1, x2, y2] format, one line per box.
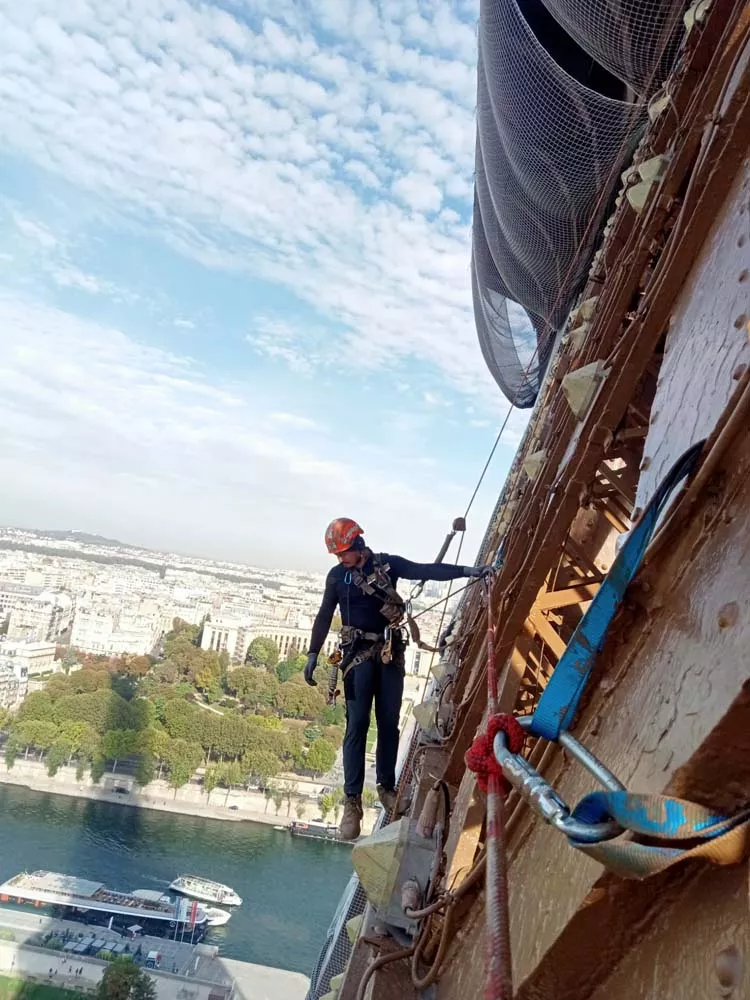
[0, 785, 352, 974]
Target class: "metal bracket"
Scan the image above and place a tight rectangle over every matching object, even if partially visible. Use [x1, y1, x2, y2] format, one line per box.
[494, 715, 625, 844]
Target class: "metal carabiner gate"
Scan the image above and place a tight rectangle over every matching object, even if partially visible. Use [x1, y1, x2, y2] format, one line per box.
[493, 715, 625, 844]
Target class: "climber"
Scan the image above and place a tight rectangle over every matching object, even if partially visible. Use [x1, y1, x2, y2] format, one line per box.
[304, 517, 492, 840]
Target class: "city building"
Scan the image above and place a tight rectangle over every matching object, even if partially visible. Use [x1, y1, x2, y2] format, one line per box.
[200, 618, 253, 661]
[71, 605, 161, 656]
[253, 624, 338, 660]
[0, 666, 20, 710]
[0, 664, 24, 710]
[0, 639, 57, 677]
[0, 582, 74, 641]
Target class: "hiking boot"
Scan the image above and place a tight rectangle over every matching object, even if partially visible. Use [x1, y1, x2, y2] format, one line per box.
[340, 795, 363, 841]
[376, 785, 398, 813]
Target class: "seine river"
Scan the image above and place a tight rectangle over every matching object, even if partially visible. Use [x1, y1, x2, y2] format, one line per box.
[0, 784, 352, 974]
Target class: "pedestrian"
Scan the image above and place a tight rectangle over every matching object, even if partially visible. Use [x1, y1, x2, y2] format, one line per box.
[305, 517, 491, 839]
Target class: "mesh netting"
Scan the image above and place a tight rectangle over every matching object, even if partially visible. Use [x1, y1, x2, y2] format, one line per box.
[305, 873, 367, 1000]
[473, 0, 647, 404]
[472, 201, 554, 407]
[540, 0, 689, 95]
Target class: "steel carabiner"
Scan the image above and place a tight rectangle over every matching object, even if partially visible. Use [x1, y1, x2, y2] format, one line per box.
[493, 715, 625, 844]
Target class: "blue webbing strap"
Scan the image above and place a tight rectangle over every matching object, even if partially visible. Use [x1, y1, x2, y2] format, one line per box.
[530, 440, 705, 742]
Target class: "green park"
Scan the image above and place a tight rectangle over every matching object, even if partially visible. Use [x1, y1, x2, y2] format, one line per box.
[0, 620, 378, 817]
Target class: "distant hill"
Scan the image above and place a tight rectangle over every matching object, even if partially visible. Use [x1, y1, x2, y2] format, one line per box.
[39, 529, 129, 548]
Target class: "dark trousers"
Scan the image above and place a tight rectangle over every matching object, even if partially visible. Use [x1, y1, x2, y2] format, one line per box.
[342, 653, 404, 797]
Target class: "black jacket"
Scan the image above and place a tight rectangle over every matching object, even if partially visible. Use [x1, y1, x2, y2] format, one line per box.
[308, 552, 466, 654]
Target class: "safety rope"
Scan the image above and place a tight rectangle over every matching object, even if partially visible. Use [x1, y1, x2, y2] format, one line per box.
[465, 575, 525, 1000]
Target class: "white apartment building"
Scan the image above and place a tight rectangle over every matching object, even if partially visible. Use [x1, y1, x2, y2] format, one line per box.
[0, 666, 22, 710]
[201, 619, 338, 662]
[253, 624, 338, 660]
[71, 605, 161, 656]
[0, 583, 74, 642]
[0, 640, 57, 677]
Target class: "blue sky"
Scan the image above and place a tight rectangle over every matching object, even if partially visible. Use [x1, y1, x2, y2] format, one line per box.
[0, 0, 527, 571]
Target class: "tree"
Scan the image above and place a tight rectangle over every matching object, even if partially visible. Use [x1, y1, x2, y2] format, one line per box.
[59, 721, 99, 763]
[135, 753, 156, 787]
[295, 801, 306, 820]
[138, 726, 170, 767]
[129, 698, 155, 732]
[61, 650, 80, 673]
[123, 655, 151, 678]
[319, 793, 334, 821]
[245, 637, 279, 672]
[163, 699, 198, 741]
[46, 737, 75, 776]
[154, 661, 178, 685]
[304, 725, 322, 744]
[203, 765, 220, 802]
[276, 677, 327, 719]
[53, 689, 131, 733]
[279, 780, 298, 816]
[162, 738, 203, 792]
[101, 729, 139, 772]
[97, 957, 157, 1000]
[14, 720, 59, 757]
[219, 761, 244, 805]
[242, 746, 281, 785]
[214, 715, 252, 761]
[272, 785, 284, 815]
[276, 653, 307, 683]
[306, 738, 337, 776]
[17, 691, 54, 722]
[227, 668, 279, 711]
[4, 738, 18, 769]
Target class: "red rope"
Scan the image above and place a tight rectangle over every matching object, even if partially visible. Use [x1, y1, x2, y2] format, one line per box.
[467, 576, 524, 1000]
[465, 714, 525, 793]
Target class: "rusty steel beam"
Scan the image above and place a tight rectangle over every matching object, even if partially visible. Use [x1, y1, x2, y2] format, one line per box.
[441, 0, 750, 789]
[534, 582, 600, 610]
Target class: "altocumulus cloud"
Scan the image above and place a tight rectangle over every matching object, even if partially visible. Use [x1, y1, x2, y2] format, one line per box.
[0, 0, 505, 399]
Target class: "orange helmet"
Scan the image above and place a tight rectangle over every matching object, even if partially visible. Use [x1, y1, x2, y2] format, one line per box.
[325, 517, 364, 554]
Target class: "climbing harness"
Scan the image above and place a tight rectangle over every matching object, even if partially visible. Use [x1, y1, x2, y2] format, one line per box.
[489, 441, 750, 879]
[351, 554, 443, 655]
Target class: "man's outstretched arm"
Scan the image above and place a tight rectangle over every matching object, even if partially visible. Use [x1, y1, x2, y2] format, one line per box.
[388, 555, 492, 582]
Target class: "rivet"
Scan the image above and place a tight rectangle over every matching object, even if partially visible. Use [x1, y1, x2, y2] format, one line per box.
[733, 313, 747, 329]
[715, 946, 742, 992]
[739, 269, 748, 283]
[717, 602, 739, 629]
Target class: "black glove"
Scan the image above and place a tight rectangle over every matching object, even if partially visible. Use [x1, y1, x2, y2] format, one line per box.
[303, 652, 318, 687]
[462, 565, 493, 579]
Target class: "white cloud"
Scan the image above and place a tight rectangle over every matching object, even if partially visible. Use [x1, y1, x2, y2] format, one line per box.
[268, 411, 320, 431]
[50, 263, 104, 294]
[10, 210, 59, 250]
[174, 317, 195, 329]
[0, 293, 467, 567]
[0, 0, 513, 410]
[392, 173, 444, 213]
